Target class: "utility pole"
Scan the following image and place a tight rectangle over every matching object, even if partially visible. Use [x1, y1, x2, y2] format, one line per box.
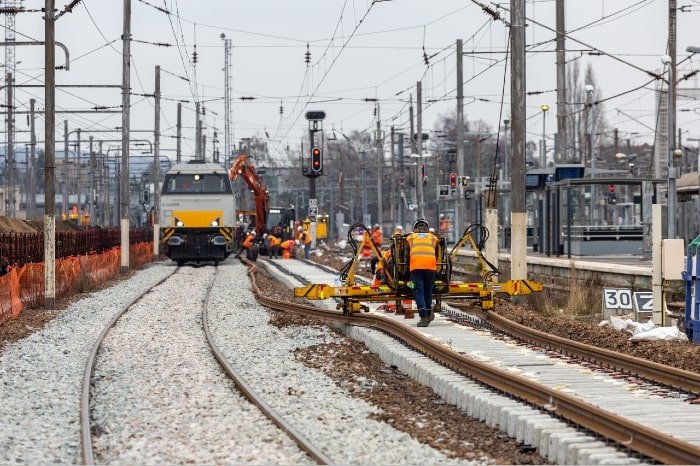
[121, 0, 132, 273]
[176, 102, 182, 164]
[667, 0, 678, 238]
[6, 72, 14, 217]
[153, 64, 161, 257]
[510, 0, 527, 280]
[89, 136, 94, 223]
[28, 98, 36, 219]
[76, 128, 81, 213]
[44, 0, 56, 309]
[63, 120, 68, 217]
[555, 0, 567, 163]
[195, 101, 201, 160]
[456, 38, 465, 236]
[390, 125, 396, 227]
[409, 94, 416, 154]
[376, 102, 383, 229]
[416, 81, 424, 219]
[222, 35, 233, 161]
[398, 132, 405, 228]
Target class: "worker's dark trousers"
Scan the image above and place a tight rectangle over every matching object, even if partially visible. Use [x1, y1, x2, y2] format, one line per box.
[411, 269, 436, 318]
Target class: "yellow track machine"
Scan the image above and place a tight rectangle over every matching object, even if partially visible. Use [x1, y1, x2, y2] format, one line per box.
[294, 223, 543, 315]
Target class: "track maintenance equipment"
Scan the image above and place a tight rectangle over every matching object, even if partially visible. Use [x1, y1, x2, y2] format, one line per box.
[294, 223, 543, 315]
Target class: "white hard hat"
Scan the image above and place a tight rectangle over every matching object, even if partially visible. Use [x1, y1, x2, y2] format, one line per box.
[395, 225, 403, 230]
[295, 239, 300, 246]
[250, 231, 256, 236]
[262, 233, 267, 239]
[297, 226, 303, 231]
[429, 227, 435, 233]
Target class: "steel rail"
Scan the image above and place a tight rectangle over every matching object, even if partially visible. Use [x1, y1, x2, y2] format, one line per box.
[449, 302, 700, 395]
[247, 263, 700, 465]
[203, 266, 333, 465]
[80, 266, 179, 466]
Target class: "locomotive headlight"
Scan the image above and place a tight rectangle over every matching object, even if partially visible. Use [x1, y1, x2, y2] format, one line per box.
[211, 219, 219, 227]
[176, 221, 184, 227]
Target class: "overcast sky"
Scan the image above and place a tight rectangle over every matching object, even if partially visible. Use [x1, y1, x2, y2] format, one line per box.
[7, 0, 700, 161]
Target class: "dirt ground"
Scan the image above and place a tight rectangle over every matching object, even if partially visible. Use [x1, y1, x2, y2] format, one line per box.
[0, 217, 84, 233]
[255, 267, 544, 464]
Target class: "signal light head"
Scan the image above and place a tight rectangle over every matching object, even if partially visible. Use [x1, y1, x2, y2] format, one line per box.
[449, 172, 457, 188]
[311, 147, 322, 173]
[609, 185, 615, 193]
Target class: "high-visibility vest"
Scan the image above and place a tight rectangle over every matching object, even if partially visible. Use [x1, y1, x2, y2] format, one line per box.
[406, 232, 437, 271]
[267, 235, 281, 247]
[302, 231, 312, 245]
[243, 234, 255, 249]
[281, 239, 295, 250]
[371, 229, 382, 246]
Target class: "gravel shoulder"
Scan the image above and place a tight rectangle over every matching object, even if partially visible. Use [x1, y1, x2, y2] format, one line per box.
[0, 262, 174, 464]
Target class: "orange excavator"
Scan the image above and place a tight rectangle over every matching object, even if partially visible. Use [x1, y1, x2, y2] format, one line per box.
[228, 153, 270, 236]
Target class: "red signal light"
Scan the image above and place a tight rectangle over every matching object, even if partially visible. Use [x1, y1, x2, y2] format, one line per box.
[311, 147, 322, 173]
[449, 172, 457, 188]
[609, 185, 615, 193]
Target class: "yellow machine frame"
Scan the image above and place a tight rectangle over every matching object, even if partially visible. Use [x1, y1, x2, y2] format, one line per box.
[294, 223, 543, 314]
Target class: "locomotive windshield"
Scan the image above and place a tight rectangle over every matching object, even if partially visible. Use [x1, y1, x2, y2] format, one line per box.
[162, 173, 232, 194]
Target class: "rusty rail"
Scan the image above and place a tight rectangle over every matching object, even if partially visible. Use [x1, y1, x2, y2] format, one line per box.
[247, 262, 700, 465]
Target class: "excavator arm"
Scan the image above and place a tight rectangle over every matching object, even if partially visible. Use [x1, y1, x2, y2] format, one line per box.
[228, 154, 270, 236]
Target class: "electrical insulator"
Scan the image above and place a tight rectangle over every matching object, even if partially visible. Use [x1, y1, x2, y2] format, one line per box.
[305, 43, 311, 65]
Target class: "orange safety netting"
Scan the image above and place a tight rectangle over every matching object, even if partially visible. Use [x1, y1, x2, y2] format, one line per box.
[0, 242, 155, 326]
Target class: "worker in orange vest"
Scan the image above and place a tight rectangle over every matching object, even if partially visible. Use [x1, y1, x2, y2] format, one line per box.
[299, 226, 312, 259]
[280, 239, 298, 259]
[236, 230, 256, 258]
[264, 233, 281, 259]
[406, 218, 438, 326]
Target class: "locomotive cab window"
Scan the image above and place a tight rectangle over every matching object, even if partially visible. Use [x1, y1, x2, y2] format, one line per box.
[162, 174, 232, 194]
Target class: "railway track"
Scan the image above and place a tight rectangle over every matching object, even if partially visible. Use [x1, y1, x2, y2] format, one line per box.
[445, 302, 700, 396]
[252, 258, 700, 465]
[80, 264, 331, 465]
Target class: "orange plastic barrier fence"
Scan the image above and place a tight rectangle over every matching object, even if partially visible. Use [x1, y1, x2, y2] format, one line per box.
[0, 242, 155, 326]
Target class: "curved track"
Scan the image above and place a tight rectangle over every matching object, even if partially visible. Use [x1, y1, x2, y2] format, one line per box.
[249, 258, 700, 465]
[80, 264, 332, 466]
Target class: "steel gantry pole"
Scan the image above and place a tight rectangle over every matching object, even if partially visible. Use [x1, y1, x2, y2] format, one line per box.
[76, 128, 81, 213]
[667, 0, 678, 238]
[89, 135, 94, 223]
[416, 81, 424, 219]
[44, 0, 56, 309]
[555, 0, 568, 163]
[510, 0, 528, 281]
[63, 120, 68, 217]
[6, 71, 14, 217]
[28, 97, 36, 219]
[176, 101, 182, 164]
[456, 39, 465, 236]
[376, 102, 383, 230]
[120, 0, 131, 273]
[153, 65, 161, 257]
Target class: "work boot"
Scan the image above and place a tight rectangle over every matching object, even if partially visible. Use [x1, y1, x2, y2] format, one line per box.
[417, 317, 430, 327]
[429, 309, 435, 322]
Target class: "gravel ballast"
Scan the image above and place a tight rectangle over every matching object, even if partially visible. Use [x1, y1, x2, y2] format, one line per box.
[91, 265, 311, 465]
[0, 263, 174, 464]
[208, 261, 484, 465]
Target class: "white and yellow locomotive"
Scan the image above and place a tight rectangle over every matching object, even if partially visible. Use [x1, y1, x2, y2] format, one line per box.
[159, 160, 237, 265]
